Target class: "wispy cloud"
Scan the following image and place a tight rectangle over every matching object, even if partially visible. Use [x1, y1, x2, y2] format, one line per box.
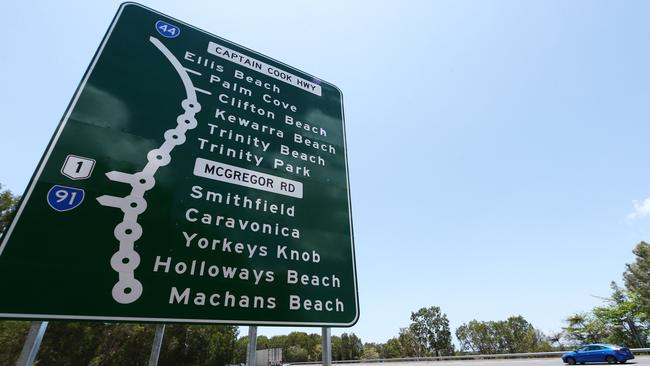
[628, 197, 650, 220]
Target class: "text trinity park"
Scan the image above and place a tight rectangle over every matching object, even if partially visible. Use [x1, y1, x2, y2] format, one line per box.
[0, 3, 358, 326]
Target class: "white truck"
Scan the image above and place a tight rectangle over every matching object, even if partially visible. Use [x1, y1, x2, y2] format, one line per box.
[256, 348, 283, 366]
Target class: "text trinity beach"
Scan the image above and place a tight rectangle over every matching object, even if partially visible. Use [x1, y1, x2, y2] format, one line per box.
[0, 3, 358, 326]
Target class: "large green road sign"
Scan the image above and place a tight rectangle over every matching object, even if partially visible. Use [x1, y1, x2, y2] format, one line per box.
[0, 2, 358, 326]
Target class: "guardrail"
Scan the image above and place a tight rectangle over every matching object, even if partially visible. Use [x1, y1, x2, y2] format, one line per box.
[292, 348, 650, 365]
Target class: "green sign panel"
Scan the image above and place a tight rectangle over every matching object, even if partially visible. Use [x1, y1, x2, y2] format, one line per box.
[0, 3, 358, 326]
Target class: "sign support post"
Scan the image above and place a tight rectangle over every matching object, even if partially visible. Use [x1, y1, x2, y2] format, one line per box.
[247, 326, 258, 366]
[147, 324, 166, 366]
[322, 327, 332, 366]
[16, 321, 48, 366]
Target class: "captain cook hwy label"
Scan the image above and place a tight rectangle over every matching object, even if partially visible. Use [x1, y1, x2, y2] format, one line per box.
[0, 3, 358, 326]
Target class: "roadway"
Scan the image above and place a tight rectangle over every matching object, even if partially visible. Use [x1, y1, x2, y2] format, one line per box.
[342, 356, 650, 366]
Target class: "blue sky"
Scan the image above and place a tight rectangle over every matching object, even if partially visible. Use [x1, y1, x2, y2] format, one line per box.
[2, 0, 650, 343]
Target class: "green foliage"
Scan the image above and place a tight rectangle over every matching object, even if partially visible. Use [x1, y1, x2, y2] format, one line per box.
[624, 241, 650, 315]
[545, 331, 566, 349]
[408, 306, 454, 356]
[285, 331, 321, 361]
[0, 183, 20, 236]
[257, 335, 270, 350]
[381, 337, 405, 358]
[362, 343, 380, 359]
[332, 332, 363, 360]
[234, 331, 323, 363]
[560, 243, 650, 348]
[285, 345, 309, 362]
[0, 321, 30, 365]
[89, 323, 155, 366]
[397, 327, 418, 357]
[233, 335, 249, 363]
[158, 324, 238, 366]
[0, 321, 238, 366]
[456, 320, 494, 354]
[280, 332, 321, 361]
[564, 312, 607, 345]
[500, 316, 549, 353]
[592, 283, 648, 347]
[38, 322, 111, 366]
[268, 334, 287, 349]
[455, 316, 549, 354]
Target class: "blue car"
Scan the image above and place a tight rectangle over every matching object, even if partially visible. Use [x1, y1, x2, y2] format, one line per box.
[562, 344, 634, 364]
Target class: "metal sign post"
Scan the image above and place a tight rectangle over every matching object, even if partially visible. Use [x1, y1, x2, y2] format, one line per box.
[247, 326, 258, 366]
[322, 327, 332, 366]
[16, 321, 48, 366]
[147, 324, 166, 366]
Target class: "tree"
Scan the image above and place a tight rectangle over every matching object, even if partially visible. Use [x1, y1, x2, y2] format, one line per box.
[2, 321, 238, 365]
[546, 331, 566, 349]
[331, 333, 363, 360]
[564, 313, 607, 345]
[561, 243, 650, 349]
[408, 306, 454, 357]
[362, 343, 380, 359]
[204, 325, 240, 366]
[283, 332, 321, 361]
[396, 327, 419, 357]
[593, 282, 648, 348]
[36, 321, 108, 366]
[269, 334, 287, 350]
[456, 316, 550, 354]
[624, 242, 650, 315]
[331, 335, 342, 360]
[255, 332, 323, 362]
[0, 183, 20, 236]
[381, 337, 404, 358]
[339, 332, 363, 360]
[89, 323, 155, 366]
[157, 324, 238, 366]
[234, 336, 250, 364]
[500, 316, 547, 353]
[455, 323, 473, 353]
[455, 320, 496, 354]
[285, 346, 309, 362]
[257, 335, 270, 350]
[0, 321, 30, 365]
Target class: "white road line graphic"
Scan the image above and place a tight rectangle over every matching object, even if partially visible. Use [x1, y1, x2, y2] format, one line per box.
[97, 36, 202, 304]
[194, 87, 212, 95]
[184, 67, 201, 76]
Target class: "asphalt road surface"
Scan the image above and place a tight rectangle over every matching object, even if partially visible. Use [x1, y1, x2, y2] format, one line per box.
[343, 356, 650, 366]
